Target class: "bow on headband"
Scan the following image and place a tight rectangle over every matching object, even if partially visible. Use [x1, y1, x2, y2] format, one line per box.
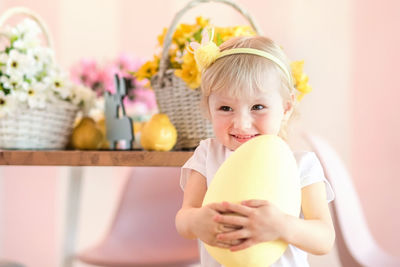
[188, 28, 220, 72]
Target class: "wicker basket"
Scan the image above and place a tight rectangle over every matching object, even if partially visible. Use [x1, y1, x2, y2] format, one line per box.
[151, 0, 263, 149]
[0, 7, 79, 150]
[0, 102, 78, 149]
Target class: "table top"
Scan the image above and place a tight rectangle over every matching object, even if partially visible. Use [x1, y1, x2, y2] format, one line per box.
[0, 150, 193, 166]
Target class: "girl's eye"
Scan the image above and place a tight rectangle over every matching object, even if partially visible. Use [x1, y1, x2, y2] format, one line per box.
[252, 104, 266, 110]
[219, 106, 232, 111]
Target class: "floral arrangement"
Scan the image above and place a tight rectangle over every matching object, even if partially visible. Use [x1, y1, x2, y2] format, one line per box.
[135, 16, 312, 101]
[0, 18, 94, 117]
[135, 16, 256, 89]
[70, 53, 157, 120]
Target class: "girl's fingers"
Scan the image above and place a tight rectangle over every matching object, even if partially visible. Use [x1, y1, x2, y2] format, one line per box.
[217, 229, 250, 242]
[213, 212, 247, 226]
[241, 199, 269, 208]
[219, 224, 242, 232]
[215, 239, 242, 248]
[230, 239, 254, 251]
[207, 202, 232, 213]
[221, 201, 254, 216]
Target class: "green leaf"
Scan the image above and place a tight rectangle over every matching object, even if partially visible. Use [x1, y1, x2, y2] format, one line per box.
[10, 35, 18, 44]
[216, 33, 223, 46]
[193, 28, 203, 42]
[24, 76, 32, 84]
[3, 88, 10, 95]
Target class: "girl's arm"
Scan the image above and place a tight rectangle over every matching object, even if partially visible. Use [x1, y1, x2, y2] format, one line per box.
[213, 181, 335, 255]
[175, 169, 207, 239]
[284, 181, 335, 254]
[175, 170, 236, 248]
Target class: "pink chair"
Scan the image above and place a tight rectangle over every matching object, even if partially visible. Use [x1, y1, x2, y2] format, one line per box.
[303, 133, 400, 267]
[77, 167, 199, 267]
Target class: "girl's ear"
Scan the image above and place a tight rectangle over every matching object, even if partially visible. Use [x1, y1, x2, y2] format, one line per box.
[283, 94, 295, 120]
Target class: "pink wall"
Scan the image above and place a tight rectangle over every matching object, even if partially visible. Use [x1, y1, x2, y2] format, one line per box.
[352, 0, 400, 256]
[2, 167, 59, 267]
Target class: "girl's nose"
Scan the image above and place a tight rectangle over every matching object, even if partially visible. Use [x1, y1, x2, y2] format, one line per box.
[233, 111, 252, 130]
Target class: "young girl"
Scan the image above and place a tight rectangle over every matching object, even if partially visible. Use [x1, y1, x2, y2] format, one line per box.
[175, 34, 335, 267]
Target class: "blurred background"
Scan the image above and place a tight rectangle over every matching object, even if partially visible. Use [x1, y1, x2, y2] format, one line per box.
[0, 0, 399, 266]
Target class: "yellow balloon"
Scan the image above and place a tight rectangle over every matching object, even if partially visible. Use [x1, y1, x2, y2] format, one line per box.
[202, 135, 301, 267]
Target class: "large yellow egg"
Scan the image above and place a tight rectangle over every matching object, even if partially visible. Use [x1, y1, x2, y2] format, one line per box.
[202, 135, 301, 267]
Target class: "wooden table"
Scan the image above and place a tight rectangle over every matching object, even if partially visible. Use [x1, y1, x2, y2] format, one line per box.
[0, 150, 193, 166]
[0, 149, 193, 267]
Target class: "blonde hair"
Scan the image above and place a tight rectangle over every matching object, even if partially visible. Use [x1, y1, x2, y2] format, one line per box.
[200, 36, 297, 140]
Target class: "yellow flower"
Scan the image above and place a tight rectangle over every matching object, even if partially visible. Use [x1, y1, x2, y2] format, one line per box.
[296, 82, 312, 101]
[232, 26, 255, 37]
[196, 16, 209, 28]
[135, 56, 159, 81]
[157, 28, 168, 46]
[174, 23, 198, 47]
[291, 60, 312, 101]
[174, 53, 201, 89]
[291, 60, 304, 83]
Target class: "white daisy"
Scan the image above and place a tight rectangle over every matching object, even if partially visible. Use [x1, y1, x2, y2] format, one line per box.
[6, 50, 36, 79]
[11, 19, 41, 50]
[26, 88, 47, 109]
[45, 72, 71, 100]
[0, 75, 25, 91]
[71, 84, 95, 114]
[27, 47, 54, 71]
[0, 91, 16, 117]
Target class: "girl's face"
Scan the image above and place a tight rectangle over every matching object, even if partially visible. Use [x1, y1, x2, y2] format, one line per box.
[208, 81, 291, 151]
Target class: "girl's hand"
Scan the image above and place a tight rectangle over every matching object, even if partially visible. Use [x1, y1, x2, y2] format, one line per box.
[192, 202, 244, 249]
[213, 200, 288, 251]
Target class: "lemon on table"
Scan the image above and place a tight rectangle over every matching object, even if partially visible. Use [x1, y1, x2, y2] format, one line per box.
[141, 113, 177, 151]
[71, 117, 104, 150]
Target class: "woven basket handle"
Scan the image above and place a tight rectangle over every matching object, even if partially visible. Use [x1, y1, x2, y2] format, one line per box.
[157, 0, 263, 82]
[0, 6, 53, 49]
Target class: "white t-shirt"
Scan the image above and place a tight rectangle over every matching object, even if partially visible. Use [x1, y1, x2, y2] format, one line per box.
[181, 138, 335, 267]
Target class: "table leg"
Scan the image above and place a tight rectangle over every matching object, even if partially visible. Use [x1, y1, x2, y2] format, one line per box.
[61, 167, 84, 267]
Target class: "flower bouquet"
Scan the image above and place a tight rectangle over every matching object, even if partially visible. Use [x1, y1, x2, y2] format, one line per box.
[136, 17, 256, 90]
[0, 7, 94, 149]
[70, 53, 157, 122]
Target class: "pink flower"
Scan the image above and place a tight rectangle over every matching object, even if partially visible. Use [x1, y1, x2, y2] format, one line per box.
[116, 53, 144, 73]
[70, 53, 156, 117]
[70, 58, 102, 89]
[102, 53, 146, 94]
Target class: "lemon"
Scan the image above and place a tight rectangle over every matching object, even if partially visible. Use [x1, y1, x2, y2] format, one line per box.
[71, 117, 104, 150]
[141, 114, 177, 151]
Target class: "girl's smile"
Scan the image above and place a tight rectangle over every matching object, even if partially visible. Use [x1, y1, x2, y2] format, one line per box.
[230, 134, 261, 143]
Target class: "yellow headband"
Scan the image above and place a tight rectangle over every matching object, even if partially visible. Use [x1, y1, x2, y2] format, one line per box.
[189, 30, 292, 85]
[217, 47, 292, 84]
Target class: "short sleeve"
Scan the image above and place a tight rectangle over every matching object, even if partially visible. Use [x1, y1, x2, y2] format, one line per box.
[295, 151, 335, 203]
[180, 139, 208, 190]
